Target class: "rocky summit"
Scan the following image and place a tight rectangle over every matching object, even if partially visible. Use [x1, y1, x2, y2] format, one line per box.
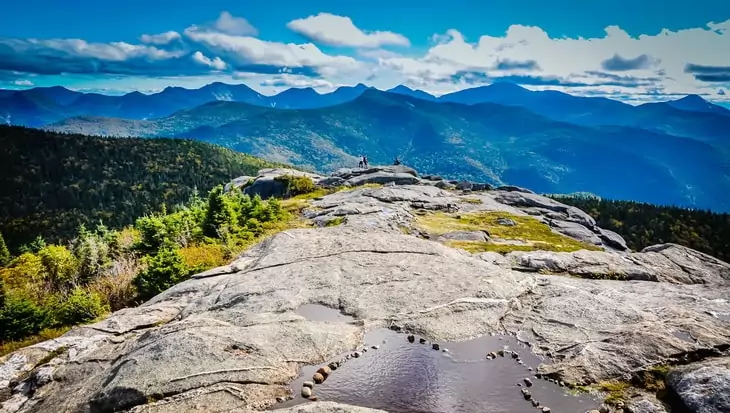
[2, 165, 729, 413]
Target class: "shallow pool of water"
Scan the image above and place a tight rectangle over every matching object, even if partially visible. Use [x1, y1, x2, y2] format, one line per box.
[275, 305, 600, 412]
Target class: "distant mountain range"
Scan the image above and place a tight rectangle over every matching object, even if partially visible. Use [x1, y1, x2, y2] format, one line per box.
[44, 88, 730, 212]
[3, 81, 730, 136]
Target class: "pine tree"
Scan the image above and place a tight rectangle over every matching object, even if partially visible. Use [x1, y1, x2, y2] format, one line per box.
[0, 231, 9, 267]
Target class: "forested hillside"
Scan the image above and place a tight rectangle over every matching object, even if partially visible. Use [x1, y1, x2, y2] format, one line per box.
[0, 126, 285, 250]
[550, 195, 730, 262]
[48, 89, 730, 212]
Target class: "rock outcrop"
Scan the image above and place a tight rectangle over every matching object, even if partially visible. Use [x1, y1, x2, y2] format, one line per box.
[2, 165, 729, 413]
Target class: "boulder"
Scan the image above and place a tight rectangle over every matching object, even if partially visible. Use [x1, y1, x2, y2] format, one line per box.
[317, 176, 348, 188]
[546, 220, 603, 246]
[233, 168, 323, 199]
[438, 230, 490, 242]
[667, 357, 730, 413]
[223, 175, 255, 192]
[598, 228, 630, 251]
[456, 181, 474, 191]
[346, 172, 421, 187]
[496, 185, 535, 194]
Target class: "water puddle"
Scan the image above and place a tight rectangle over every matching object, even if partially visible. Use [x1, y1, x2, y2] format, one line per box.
[296, 304, 356, 323]
[276, 305, 599, 412]
[672, 330, 695, 343]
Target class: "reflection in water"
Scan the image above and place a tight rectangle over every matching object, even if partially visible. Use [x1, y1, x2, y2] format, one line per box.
[276, 305, 600, 413]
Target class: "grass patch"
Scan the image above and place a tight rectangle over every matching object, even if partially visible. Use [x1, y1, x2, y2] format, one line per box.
[597, 381, 630, 404]
[0, 327, 71, 357]
[179, 244, 227, 272]
[460, 198, 483, 204]
[325, 217, 346, 227]
[417, 211, 601, 254]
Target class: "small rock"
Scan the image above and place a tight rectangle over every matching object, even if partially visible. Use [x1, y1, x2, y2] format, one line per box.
[276, 397, 286, 403]
[521, 388, 532, 400]
[532, 400, 540, 407]
[312, 373, 325, 384]
[559, 381, 565, 387]
[518, 360, 524, 365]
[303, 381, 314, 389]
[353, 352, 361, 358]
[487, 351, 497, 359]
[371, 345, 379, 350]
[301, 387, 312, 398]
[407, 335, 415, 343]
[419, 338, 426, 344]
[497, 350, 505, 357]
[389, 324, 402, 332]
[616, 401, 625, 409]
[517, 383, 522, 387]
[535, 373, 543, 379]
[512, 352, 520, 359]
[432, 343, 440, 351]
[328, 362, 338, 371]
[362, 347, 368, 352]
[308, 395, 318, 401]
[317, 366, 332, 377]
[599, 406, 609, 413]
[524, 378, 533, 387]
[346, 354, 352, 360]
[528, 367, 533, 371]
[442, 348, 449, 353]
[542, 407, 551, 413]
[496, 217, 517, 227]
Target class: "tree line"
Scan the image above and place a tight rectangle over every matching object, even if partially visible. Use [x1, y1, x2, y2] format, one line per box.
[0, 125, 285, 251]
[549, 194, 730, 262]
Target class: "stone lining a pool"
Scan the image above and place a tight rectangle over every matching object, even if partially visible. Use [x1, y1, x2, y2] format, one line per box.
[273, 304, 601, 412]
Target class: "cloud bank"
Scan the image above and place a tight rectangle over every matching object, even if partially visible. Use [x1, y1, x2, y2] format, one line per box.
[0, 11, 728, 101]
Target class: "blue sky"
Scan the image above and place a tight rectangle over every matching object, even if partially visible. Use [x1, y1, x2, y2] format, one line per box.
[1, 0, 729, 103]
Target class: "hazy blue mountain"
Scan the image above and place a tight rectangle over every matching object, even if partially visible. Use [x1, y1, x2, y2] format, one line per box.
[646, 95, 730, 117]
[439, 82, 730, 142]
[269, 84, 370, 109]
[386, 85, 437, 101]
[6, 81, 729, 143]
[48, 89, 730, 211]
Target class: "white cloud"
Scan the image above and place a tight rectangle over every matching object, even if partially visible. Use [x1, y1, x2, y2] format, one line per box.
[287, 13, 410, 48]
[140, 31, 182, 45]
[378, 20, 730, 100]
[191, 51, 226, 70]
[13, 79, 33, 86]
[183, 27, 360, 76]
[213, 11, 258, 36]
[3, 11, 729, 103]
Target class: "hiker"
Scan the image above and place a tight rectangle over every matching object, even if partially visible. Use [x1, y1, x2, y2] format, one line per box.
[358, 156, 364, 168]
[363, 155, 369, 168]
[393, 157, 401, 165]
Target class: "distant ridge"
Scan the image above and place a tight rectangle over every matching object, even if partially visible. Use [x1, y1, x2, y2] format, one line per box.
[46, 87, 730, 212]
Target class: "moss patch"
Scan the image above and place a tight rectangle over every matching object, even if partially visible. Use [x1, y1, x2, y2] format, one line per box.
[417, 211, 601, 254]
[0, 327, 71, 357]
[36, 345, 69, 366]
[459, 198, 483, 204]
[325, 217, 346, 227]
[597, 381, 630, 404]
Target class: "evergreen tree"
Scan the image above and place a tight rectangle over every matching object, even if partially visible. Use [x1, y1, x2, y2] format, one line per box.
[0, 231, 9, 267]
[202, 185, 237, 238]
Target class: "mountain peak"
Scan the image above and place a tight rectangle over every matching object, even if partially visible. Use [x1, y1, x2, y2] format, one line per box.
[388, 85, 414, 92]
[487, 82, 528, 92]
[677, 94, 707, 103]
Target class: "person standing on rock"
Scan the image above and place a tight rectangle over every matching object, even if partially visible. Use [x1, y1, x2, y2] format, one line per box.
[364, 155, 369, 168]
[358, 155, 364, 169]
